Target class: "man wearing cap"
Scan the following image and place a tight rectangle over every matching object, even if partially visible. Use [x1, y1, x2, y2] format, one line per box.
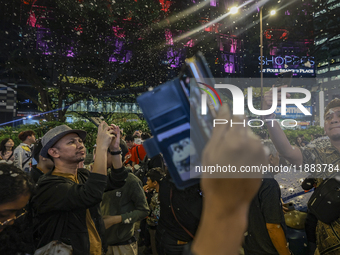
[31, 122, 125, 255]
[263, 90, 340, 254]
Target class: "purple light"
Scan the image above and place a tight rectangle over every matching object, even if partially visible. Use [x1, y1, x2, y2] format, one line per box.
[224, 63, 235, 73]
[109, 51, 132, 63]
[115, 40, 124, 52]
[223, 54, 235, 73]
[285, 10, 290, 15]
[66, 50, 75, 57]
[210, 0, 216, 7]
[109, 39, 132, 63]
[167, 48, 181, 68]
[36, 28, 50, 54]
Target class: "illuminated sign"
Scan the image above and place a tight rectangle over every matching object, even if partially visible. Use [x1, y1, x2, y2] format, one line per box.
[259, 55, 315, 66]
[262, 68, 314, 74]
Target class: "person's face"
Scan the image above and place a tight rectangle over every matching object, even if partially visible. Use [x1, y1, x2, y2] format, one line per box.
[28, 134, 36, 143]
[297, 137, 302, 143]
[324, 107, 340, 141]
[146, 177, 156, 190]
[126, 140, 134, 149]
[0, 193, 30, 233]
[49, 133, 86, 163]
[5, 139, 14, 148]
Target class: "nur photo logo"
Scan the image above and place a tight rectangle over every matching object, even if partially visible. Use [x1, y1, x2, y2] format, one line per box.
[198, 80, 312, 128]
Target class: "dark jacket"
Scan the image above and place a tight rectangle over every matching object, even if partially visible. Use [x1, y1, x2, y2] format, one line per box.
[30, 165, 44, 184]
[157, 177, 202, 242]
[101, 172, 149, 245]
[31, 168, 127, 255]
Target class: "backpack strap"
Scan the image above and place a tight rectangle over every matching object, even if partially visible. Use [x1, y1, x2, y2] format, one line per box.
[22, 154, 33, 168]
[6, 151, 13, 162]
[136, 146, 141, 161]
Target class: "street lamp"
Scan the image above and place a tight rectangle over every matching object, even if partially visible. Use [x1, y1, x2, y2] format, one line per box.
[229, 6, 276, 107]
[260, 7, 276, 109]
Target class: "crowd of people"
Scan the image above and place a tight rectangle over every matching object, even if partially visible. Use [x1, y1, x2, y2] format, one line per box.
[1, 94, 340, 255]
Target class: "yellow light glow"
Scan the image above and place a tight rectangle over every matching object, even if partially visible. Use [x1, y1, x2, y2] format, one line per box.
[270, 10, 276, 16]
[230, 6, 239, 14]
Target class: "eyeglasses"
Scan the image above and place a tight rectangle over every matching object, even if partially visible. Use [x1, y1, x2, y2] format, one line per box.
[0, 208, 27, 227]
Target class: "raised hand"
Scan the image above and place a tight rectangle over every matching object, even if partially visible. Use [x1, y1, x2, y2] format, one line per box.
[109, 124, 121, 151]
[96, 121, 115, 151]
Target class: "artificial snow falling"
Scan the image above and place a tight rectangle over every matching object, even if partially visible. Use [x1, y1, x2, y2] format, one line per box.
[275, 136, 331, 211]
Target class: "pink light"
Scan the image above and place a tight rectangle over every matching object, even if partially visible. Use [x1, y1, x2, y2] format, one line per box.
[230, 38, 237, 53]
[285, 10, 290, 15]
[184, 39, 194, 47]
[270, 47, 277, 55]
[112, 27, 125, 38]
[165, 30, 173, 45]
[210, 0, 217, 7]
[27, 12, 38, 27]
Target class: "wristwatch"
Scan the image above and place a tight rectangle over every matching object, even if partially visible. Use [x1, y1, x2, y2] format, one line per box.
[108, 148, 122, 155]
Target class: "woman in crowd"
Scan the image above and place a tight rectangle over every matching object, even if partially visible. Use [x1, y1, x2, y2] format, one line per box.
[295, 136, 304, 147]
[0, 138, 15, 162]
[0, 163, 35, 254]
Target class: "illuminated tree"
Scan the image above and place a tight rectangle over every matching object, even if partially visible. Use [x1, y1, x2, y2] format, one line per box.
[0, 0, 166, 121]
